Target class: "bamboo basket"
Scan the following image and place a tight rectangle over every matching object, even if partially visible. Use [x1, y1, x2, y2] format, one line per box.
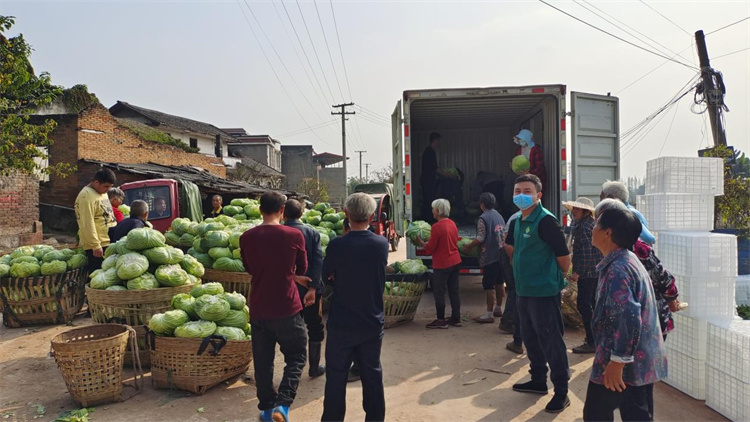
[147, 332, 253, 395]
[0, 268, 87, 328]
[383, 274, 428, 329]
[85, 283, 194, 367]
[51, 324, 143, 407]
[202, 269, 251, 298]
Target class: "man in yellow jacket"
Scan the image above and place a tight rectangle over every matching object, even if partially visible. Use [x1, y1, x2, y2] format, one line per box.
[75, 168, 117, 273]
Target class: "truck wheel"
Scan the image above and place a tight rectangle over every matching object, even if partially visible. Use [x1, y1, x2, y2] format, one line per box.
[390, 237, 399, 252]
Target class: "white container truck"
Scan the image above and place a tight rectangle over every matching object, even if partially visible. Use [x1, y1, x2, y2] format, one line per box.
[391, 84, 620, 273]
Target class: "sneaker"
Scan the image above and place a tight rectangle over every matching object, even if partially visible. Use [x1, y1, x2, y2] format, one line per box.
[506, 341, 524, 355]
[493, 309, 503, 318]
[447, 318, 463, 327]
[512, 380, 548, 395]
[545, 393, 571, 413]
[271, 406, 289, 422]
[498, 323, 515, 334]
[572, 343, 596, 354]
[474, 315, 494, 324]
[259, 409, 274, 422]
[426, 319, 448, 329]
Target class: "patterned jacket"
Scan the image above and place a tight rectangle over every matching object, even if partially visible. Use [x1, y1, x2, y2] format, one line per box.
[633, 240, 679, 335]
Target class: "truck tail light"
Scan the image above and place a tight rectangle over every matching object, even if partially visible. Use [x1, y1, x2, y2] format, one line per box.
[404, 125, 410, 137]
[561, 118, 566, 131]
[532, 88, 545, 93]
[561, 148, 566, 161]
[562, 179, 567, 191]
[405, 154, 410, 167]
[406, 183, 410, 195]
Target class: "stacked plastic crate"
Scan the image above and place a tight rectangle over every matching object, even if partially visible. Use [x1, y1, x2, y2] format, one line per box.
[638, 156, 735, 401]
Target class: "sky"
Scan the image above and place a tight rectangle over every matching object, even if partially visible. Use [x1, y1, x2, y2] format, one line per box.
[2, 0, 749, 183]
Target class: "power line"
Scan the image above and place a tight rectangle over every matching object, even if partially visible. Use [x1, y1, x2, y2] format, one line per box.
[614, 43, 694, 95]
[295, 0, 337, 105]
[355, 105, 390, 122]
[638, 0, 692, 37]
[657, 95, 683, 156]
[539, 0, 697, 70]
[712, 46, 750, 60]
[355, 113, 391, 128]
[706, 16, 750, 36]
[313, 0, 346, 102]
[278, 120, 339, 138]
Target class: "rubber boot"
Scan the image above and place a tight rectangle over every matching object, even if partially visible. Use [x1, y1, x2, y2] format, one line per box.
[308, 341, 326, 378]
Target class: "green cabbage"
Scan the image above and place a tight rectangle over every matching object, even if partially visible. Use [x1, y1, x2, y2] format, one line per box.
[334, 220, 345, 230]
[41, 260, 68, 276]
[319, 221, 335, 230]
[125, 228, 167, 250]
[314, 203, 329, 212]
[41, 250, 67, 263]
[222, 205, 242, 216]
[457, 238, 479, 257]
[90, 268, 121, 289]
[230, 198, 250, 207]
[214, 326, 247, 341]
[126, 272, 159, 290]
[116, 252, 150, 280]
[149, 309, 190, 336]
[337, 211, 346, 220]
[11, 256, 39, 265]
[10, 246, 35, 259]
[208, 247, 232, 260]
[180, 254, 205, 277]
[0, 263, 10, 277]
[320, 233, 330, 247]
[307, 216, 321, 226]
[221, 292, 247, 310]
[192, 236, 206, 253]
[32, 245, 55, 260]
[143, 247, 184, 265]
[324, 207, 335, 215]
[102, 254, 119, 271]
[244, 205, 261, 219]
[322, 213, 340, 223]
[0, 255, 12, 265]
[511, 155, 530, 174]
[186, 274, 199, 285]
[194, 294, 231, 321]
[397, 259, 428, 274]
[155, 264, 189, 287]
[191, 282, 224, 298]
[234, 213, 247, 221]
[67, 254, 88, 270]
[105, 285, 127, 291]
[179, 233, 195, 248]
[187, 222, 200, 236]
[216, 309, 248, 329]
[174, 320, 217, 338]
[216, 215, 238, 227]
[201, 222, 225, 235]
[105, 239, 133, 258]
[165, 231, 181, 247]
[118, 204, 130, 216]
[229, 232, 241, 249]
[406, 221, 431, 244]
[212, 257, 245, 272]
[190, 251, 213, 269]
[232, 248, 241, 259]
[171, 293, 198, 319]
[171, 218, 192, 236]
[204, 231, 230, 248]
[10, 261, 41, 278]
[307, 209, 322, 218]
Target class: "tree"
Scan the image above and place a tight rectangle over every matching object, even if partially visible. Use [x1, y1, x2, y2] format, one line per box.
[702, 145, 750, 239]
[227, 160, 284, 189]
[297, 178, 330, 204]
[0, 16, 70, 177]
[347, 177, 361, 194]
[371, 164, 395, 184]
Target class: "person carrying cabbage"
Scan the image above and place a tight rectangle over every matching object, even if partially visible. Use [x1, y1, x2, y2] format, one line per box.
[512, 129, 547, 190]
[321, 193, 388, 422]
[239, 191, 314, 422]
[108, 200, 149, 243]
[75, 168, 117, 273]
[108, 188, 126, 223]
[283, 198, 327, 378]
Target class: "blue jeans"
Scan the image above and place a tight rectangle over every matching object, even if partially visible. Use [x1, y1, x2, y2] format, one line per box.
[517, 295, 570, 393]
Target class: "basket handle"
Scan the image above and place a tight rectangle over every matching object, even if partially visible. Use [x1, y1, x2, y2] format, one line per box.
[197, 335, 227, 356]
[145, 328, 157, 351]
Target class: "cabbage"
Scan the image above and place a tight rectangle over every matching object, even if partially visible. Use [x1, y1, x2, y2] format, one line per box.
[180, 254, 205, 277]
[232, 248, 241, 259]
[10, 246, 35, 259]
[204, 231, 230, 248]
[397, 259, 428, 274]
[11, 256, 39, 265]
[102, 254, 119, 271]
[90, 268, 121, 289]
[10, 261, 41, 278]
[201, 222, 225, 236]
[192, 236, 206, 253]
[41, 250, 67, 263]
[105, 285, 127, 291]
[314, 203, 328, 212]
[118, 204, 130, 216]
[337, 211, 346, 220]
[67, 254, 88, 270]
[190, 252, 213, 269]
[165, 231, 181, 247]
[234, 213, 247, 221]
[320, 233, 330, 247]
[214, 326, 247, 341]
[216, 309, 248, 329]
[105, 239, 133, 258]
[221, 292, 247, 310]
[126, 272, 159, 290]
[0, 263, 10, 277]
[125, 228, 167, 250]
[179, 233, 195, 248]
[229, 232, 241, 249]
[208, 247, 232, 260]
[194, 294, 231, 321]
[41, 260, 68, 276]
[231, 198, 252, 208]
[307, 209, 322, 218]
[322, 213, 340, 223]
[244, 205, 261, 219]
[171, 218, 192, 236]
[187, 222, 200, 236]
[212, 257, 245, 272]
[0, 255, 12, 265]
[187, 274, 199, 285]
[143, 247, 184, 265]
[155, 264, 189, 287]
[334, 220, 345, 230]
[149, 309, 190, 336]
[319, 221, 335, 230]
[216, 215, 238, 227]
[223, 205, 242, 216]
[512, 155, 530, 174]
[406, 221, 431, 244]
[174, 320, 217, 338]
[116, 252, 150, 280]
[32, 245, 55, 260]
[171, 293, 198, 319]
[307, 216, 321, 226]
[191, 282, 224, 298]
[458, 238, 479, 257]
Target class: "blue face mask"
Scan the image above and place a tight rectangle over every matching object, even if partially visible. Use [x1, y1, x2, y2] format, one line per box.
[513, 194, 535, 210]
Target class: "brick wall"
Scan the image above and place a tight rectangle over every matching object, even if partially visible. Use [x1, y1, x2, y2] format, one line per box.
[0, 173, 42, 250]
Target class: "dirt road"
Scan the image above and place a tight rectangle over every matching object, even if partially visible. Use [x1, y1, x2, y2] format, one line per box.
[0, 240, 726, 421]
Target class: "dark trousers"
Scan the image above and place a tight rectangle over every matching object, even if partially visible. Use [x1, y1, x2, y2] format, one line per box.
[432, 264, 460, 321]
[299, 287, 325, 343]
[517, 295, 570, 393]
[322, 333, 385, 422]
[421, 180, 437, 223]
[583, 381, 654, 421]
[499, 254, 522, 345]
[84, 248, 105, 274]
[251, 314, 308, 411]
[577, 277, 598, 345]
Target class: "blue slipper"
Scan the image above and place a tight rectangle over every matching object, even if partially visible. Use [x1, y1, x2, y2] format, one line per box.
[271, 405, 290, 422]
[259, 409, 274, 422]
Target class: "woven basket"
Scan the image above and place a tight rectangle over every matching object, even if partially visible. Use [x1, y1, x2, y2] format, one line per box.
[202, 269, 251, 298]
[0, 269, 87, 328]
[85, 284, 194, 367]
[383, 274, 428, 329]
[148, 332, 253, 395]
[51, 324, 141, 407]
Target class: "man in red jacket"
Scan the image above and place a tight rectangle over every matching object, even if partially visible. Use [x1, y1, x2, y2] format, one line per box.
[239, 192, 314, 422]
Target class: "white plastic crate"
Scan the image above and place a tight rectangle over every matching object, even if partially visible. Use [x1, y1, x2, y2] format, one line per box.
[667, 313, 708, 360]
[737, 275, 750, 306]
[673, 274, 736, 319]
[705, 366, 750, 422]
[636, 194, 715, 231]
[645, 156, 724, 195]
[707, 319, 750, 383]
[658, 231, 738, 278]
[664, 347, 706, 399]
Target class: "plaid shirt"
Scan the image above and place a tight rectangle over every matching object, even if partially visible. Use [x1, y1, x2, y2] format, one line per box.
[571, 216, 603, 279]
[516, 145, 547, 186]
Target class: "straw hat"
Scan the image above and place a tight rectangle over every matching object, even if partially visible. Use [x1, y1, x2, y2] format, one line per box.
[562, 197, 596, 212]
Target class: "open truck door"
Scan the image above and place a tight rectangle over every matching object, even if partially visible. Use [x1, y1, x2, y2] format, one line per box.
[391, 100, 405, 237]
[570, 92, 620, 205]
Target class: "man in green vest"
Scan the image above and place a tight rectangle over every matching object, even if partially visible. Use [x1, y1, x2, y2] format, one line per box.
[504, 174, 572, 414]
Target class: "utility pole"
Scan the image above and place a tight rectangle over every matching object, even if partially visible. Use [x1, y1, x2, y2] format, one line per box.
[355, 150, 367, 181]
[332, 103, 355, 197]
[365, 163, 371, 183]
[695, 30, 727, 146]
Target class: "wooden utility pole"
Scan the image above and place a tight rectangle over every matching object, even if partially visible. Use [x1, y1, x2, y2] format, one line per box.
[365, 163, 371, 182]
[695, 30, 727, 146]
[355, 150, 367, 181]
[332, 103, 355, 196]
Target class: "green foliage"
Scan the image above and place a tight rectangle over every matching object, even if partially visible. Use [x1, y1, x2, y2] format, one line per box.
[703, 145, 750, 239]
[61, 84, 98, 114]
[116, 118, 199, 153]
[297, 178, 330, 204]
[737, 305, 750, 320]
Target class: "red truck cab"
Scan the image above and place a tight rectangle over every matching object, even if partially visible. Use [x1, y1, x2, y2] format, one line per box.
[119, 179, 180, 233]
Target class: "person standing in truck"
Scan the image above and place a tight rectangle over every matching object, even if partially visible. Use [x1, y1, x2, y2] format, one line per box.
[420, 133, 454, 223]
[513, 129, 547, 188]
[75, 168, 117, 273]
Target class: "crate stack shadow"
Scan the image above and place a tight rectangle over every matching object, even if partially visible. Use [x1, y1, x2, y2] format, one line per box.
[639, 156, 749, 421]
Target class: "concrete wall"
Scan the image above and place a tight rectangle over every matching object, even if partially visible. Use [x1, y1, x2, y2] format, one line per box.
[0, 173, 43, 250]
[229, 144, 282, 172]
[321, 168, 346, 207]
[281, 145, 316, 191]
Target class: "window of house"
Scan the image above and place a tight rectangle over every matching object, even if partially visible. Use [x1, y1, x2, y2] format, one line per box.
[189, 138, 198, 149]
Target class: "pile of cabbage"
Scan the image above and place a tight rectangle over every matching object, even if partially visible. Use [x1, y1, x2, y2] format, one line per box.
[88, 227, 204, 291]
[299, 203, 344, 257]
[148, 282, 251, 341]
[406, 221, 431, 244]
[0, 245, 88, 278]
[386, 259, 428, 275]
[384, 280, 423, 297]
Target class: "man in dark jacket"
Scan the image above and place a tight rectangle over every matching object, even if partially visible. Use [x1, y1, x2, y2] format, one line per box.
[108, 200, 148, 243]
[284, 199, 326, 378]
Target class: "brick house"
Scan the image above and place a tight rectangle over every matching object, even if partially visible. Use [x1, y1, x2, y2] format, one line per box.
[223, 129, 282, 172]
[0, 173, 43, 252]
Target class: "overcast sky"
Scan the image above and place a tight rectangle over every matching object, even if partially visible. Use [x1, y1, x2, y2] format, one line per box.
[3, 0, 748, 183]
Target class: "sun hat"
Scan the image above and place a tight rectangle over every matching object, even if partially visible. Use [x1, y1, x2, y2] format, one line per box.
[514, 129, 535, 148]
[562, 197, 596, 212]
